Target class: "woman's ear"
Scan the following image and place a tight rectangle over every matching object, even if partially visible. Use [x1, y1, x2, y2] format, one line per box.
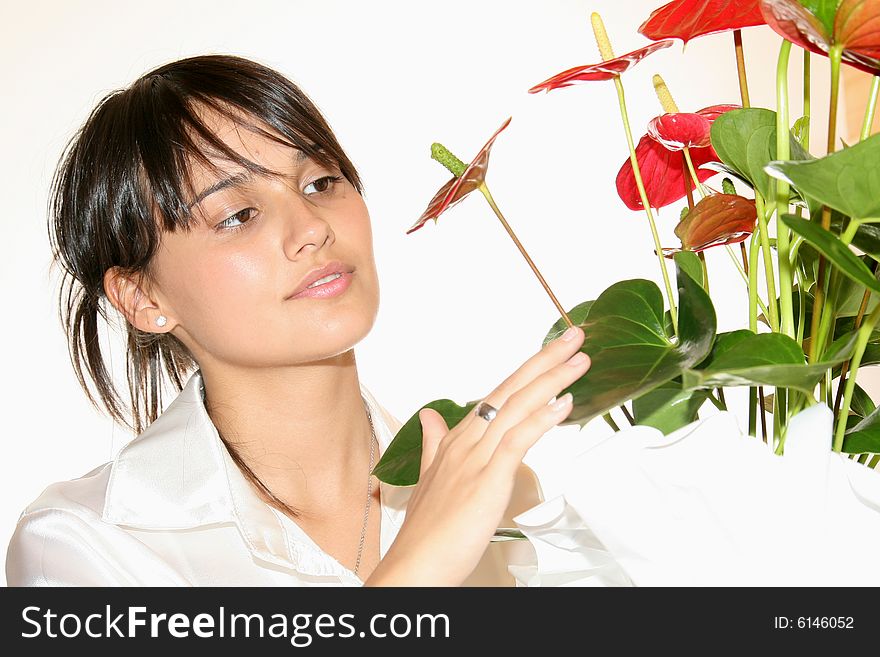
[103, 266, 176, 333]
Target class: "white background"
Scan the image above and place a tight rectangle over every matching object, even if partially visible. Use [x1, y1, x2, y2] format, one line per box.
[1, 0, 851, 584]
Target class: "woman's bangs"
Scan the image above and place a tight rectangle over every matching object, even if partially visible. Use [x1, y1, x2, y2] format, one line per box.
[137, 94, 340, 234]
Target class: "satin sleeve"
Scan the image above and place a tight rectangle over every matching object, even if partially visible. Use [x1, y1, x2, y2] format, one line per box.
[5, 508, 190, 586]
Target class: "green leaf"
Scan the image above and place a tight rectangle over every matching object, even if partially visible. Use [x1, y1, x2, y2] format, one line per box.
[794, 240, 820, 287]
[710, 108, 813, 202]
[835, 271, 880, 317]
[673, 250, 703, 288]
[782, 214, 880, 295]
[375, 265, 716, 485]
[631, 381, 708, 433]
[766, 133, 880, 220]
[830, 213, 880, 261]
[373, 398, 478, 485]
[542, 300, 594, 347]
[830, 334, 880, 378]
[682, 328, 859, 392]
[556, 262, 717, 428]
[793, 273, 880, 329]
[843, 404, 880, 454]
[798, 0, 840, 35]
[849, 382, 876, 419]
[491, 528, 527, 541]
[792, 115, 810, 148]
[860, 343, 880, 365]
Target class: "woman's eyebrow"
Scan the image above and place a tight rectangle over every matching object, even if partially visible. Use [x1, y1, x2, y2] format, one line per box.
[188, 171, 253, 210]
[188, 149, 314, 210]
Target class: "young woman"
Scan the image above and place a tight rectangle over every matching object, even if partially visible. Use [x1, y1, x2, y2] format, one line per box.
[4, 54, 590, 586]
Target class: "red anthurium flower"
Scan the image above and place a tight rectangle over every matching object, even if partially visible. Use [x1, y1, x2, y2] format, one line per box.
[661, 193, 757, 256]
[617, 104, 739, 210]
[617, 138, 719, 210]
[527, 40, 673, 93]
[647, 112, 713, 149]
[407, 117, 512, 235]
[760, 0, 880, 76]
[838, 0, 880, 59]
[639, 0, 766, 43]
[689, 104, 738, 123]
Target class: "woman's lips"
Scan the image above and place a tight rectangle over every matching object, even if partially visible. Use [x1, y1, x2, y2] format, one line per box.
[288, 271, 353, 300]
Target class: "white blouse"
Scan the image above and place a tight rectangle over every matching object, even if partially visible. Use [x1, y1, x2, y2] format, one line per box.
[5, 369, 537, 586]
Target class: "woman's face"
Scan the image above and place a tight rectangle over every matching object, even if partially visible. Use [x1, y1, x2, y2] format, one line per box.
[145, 109, 380, 368]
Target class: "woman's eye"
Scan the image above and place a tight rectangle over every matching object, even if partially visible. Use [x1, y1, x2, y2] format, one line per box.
[216, 207, 257, 232]
[303, 175, 344, 195]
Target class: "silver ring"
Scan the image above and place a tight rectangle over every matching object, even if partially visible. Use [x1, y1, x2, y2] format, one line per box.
[474, 401, 498, 423]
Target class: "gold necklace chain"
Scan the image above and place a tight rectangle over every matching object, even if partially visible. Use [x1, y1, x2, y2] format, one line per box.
[203, 381, 377, 579]
[354, 396, 377, 578]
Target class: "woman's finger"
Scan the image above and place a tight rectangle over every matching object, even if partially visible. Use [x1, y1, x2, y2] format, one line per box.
[475, 348, 589, 458]
[418, 407, 448, 477]
[486, 390, 574, 475]
[450, 325, 586, 450]
[488, 325, 585, 405]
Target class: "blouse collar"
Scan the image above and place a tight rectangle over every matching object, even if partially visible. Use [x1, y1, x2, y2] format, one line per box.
[101, 368, 412, 575]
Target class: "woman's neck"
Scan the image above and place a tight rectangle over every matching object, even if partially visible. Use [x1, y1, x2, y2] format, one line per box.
[198, 349, 375, 518]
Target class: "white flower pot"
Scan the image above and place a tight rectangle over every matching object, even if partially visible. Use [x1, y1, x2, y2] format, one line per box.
[511, 403, 880, 586]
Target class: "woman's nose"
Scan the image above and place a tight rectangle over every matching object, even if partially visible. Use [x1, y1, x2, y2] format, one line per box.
[281, 195, 334, 260]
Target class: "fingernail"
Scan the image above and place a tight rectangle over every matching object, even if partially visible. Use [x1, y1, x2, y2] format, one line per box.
[561, 326, 580, 342]
[552, 392, 573, 411]
[566, 352, 588, 367]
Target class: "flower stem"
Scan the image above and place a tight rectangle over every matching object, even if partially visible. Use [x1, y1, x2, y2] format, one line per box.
[775, 40, 795, 340]
[809, 263, 832, 361]
[478, 184, 573, 328]
[802, 50, 811, 151]
[758, 385, 768, 442]
[748, 226, 761, 437]
[773, 400, 788, 453]
[834, 300, 880, 451]
[815, 272, 840, 353]
[603, 413, 620, 432]
[860, 74, 880, 141]
[733, 30, 750, 107]
[808, 45, 843, 363]
[833, 268, 875, 418]
[796, 265, 807, 346]
[612, 75, 678, 333]
[748, 226, 761, 334]
[724, 243, 770, 318]
[826, 43, 843, 153]
[749, 386, 758, 437]
[593, 18, 677, 333]
[810, 48, 848, 375]
[681, 153, 710, 294]
[699, 252, 710, 294]
[830, 223, 874, 418]
[707, 391, 726, 411]
[826, 77, 879, 391]
[682, 147, 707, 197]
[683, 162, 696, 210]
[755, 193, 780, 332]
[832, 84, 880, 416]
[840, 217, 863, 246]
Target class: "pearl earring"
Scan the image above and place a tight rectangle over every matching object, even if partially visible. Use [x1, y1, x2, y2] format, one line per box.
[155, 315, 167, 327]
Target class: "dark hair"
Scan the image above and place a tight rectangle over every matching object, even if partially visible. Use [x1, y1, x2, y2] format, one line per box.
[48, 54, 365, 519]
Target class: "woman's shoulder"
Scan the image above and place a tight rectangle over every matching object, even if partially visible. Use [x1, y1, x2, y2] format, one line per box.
[4, 459, 150, 586]
[5, 372, 212, 586]
[6, 437, 205, 586]
[15, 460, 114, 522]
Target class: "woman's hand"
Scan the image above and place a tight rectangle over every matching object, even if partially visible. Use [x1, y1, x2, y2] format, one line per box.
[364, 324, 589, 586]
